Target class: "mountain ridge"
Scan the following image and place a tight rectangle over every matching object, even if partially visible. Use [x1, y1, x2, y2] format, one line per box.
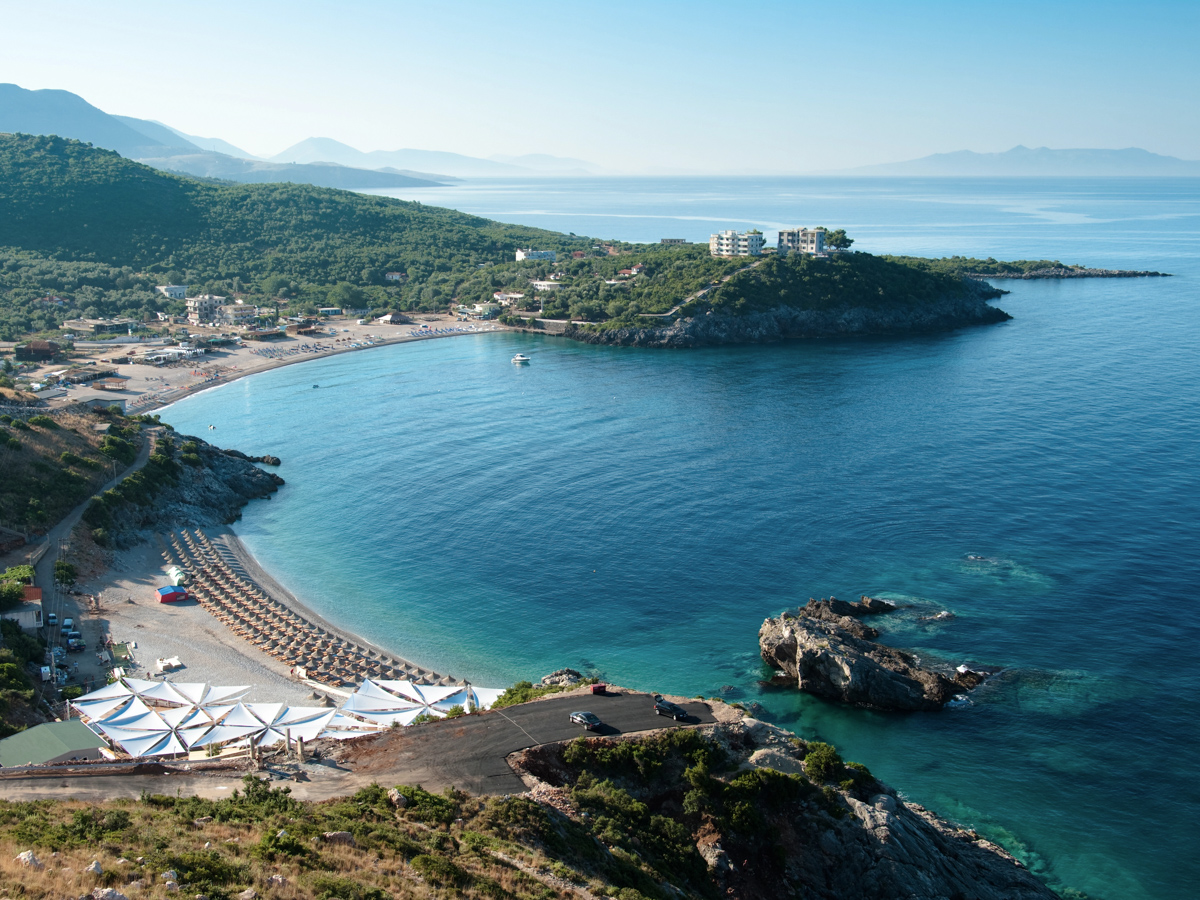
[829, 144, 1200, 176]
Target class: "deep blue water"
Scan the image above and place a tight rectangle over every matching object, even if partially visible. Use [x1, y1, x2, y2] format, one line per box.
[165, 178, 1200, 900]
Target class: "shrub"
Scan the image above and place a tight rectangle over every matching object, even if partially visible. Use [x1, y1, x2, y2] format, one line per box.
[181, 452, 202, 467]
[99, 434, 136, 464]
[28, 415, 58, 429]
[251, 828, 314, 862]
[444, 704, 466, 718]
[390, 784, 460, 825]
[11, 419, 29, 430]
[410, 854, 469, 888]
[802, 741, 843, 783]
[309, 875, 390, 900]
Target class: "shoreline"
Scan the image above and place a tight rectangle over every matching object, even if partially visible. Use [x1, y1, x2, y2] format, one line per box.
[51, 317, 507, 417]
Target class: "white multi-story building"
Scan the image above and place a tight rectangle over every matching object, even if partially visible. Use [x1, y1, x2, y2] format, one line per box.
[185, 294, 225, 325]
[709, 230, 764, 257]
[217, 304, 258, 327]
[155, 285, 188, 300]
[777, 227, 826, 255]
[515, 249, 557, 262]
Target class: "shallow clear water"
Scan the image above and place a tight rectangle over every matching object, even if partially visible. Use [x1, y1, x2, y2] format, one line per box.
[165, 178, 1200, 900]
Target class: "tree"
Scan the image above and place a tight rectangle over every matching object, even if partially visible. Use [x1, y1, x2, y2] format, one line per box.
[327, 282, 365, 307]
[2, 565, 35, 585]
[822, 228, 854, 250]
[54, 560, 76, 586]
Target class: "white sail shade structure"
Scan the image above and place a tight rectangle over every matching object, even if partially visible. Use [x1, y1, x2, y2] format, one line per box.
[69, 676, 504, 759]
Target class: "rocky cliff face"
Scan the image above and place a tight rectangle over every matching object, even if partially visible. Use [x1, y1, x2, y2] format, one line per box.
[564, 283, 1010, 349]
[105, 434, 284, 546]
[760, 598, 982, 711]
[510, 714, 1057, 900]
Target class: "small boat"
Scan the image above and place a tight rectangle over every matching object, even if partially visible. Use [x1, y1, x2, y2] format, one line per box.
[511, 354, 531, 364]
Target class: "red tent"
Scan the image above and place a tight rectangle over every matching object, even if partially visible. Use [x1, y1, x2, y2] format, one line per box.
[156, 586, 189, 603]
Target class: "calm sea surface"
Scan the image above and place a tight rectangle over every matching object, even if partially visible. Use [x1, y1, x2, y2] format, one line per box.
[165, 178, 1200, 900]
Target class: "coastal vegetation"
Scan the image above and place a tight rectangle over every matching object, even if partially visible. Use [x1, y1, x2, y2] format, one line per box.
[2, 133, 1023, 342]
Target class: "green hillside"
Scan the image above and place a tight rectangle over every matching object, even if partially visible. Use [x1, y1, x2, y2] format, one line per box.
[0, 134, 1004, 341]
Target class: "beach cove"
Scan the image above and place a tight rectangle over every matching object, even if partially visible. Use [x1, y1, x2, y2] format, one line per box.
[138, 176, 1200, 900]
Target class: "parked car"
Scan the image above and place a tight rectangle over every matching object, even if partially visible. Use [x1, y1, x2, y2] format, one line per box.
[570, 711, 602, 731]
[653, 695, 688, 721]
[62, 617, 73, 631]
[46, 613, 58, 627]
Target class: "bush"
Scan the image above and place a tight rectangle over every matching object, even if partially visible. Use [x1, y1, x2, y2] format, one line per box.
[802, 741, 843, 783]
[410, 854, 469, 888]
[390, 784, 460, 825]
[251, 828, 314, 862]
[27, 415, 58, 429]
[181, 452, 202, 467]
[99, 434, 136, 464]
[309, 876, 390, 900]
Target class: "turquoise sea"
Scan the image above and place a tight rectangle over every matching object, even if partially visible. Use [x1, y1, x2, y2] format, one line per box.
[164, 177, 1200, 900]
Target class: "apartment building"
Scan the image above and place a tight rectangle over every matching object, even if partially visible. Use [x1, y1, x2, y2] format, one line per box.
[777, 227, 826, 255]
[186, 294, 225, 325]
[709, 230, 765, 257]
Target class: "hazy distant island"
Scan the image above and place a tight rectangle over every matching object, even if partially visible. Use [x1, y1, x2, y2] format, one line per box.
[827, 144, 1200, 177]
[0, 134, 1165, 350]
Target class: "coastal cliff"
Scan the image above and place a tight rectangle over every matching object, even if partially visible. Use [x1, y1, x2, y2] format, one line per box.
[759, 598, 985, 711]
[83, 430, 284, 548]
[509, 712, 1057, 900]
[564, 280, 1009, 348]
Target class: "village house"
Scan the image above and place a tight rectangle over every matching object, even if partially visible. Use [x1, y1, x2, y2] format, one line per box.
[217, 304, 257, 328]
[61, 317, 139, 334]
[13, 340, 62, 362]
[493, 292, 525, 306]
[155, 285, 188, 300]
[515, 249, 556, 262]
[384, 272, 408, 282]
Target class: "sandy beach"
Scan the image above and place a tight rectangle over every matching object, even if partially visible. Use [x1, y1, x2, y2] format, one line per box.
[38, 313, 504, 417]
[46, 316, 491, 700]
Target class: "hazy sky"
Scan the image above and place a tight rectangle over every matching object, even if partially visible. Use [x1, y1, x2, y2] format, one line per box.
[3, 0, 1198, 172]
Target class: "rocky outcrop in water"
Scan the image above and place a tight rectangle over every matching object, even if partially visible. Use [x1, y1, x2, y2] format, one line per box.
[564, 284, 1009, 349]
[759, 597, 984, 711]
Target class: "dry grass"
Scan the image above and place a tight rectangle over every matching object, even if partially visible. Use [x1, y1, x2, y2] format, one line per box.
[0, 786, 591, 900]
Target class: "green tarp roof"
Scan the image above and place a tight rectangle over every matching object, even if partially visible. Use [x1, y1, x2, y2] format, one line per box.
[0, 718, 106, 767]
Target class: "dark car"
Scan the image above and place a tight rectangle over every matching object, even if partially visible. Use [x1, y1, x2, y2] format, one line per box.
[570, 711, 602, 731]
[653, 695, 688, 720]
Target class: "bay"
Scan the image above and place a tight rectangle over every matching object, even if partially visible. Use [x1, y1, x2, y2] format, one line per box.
[164, 177, 1200, 900]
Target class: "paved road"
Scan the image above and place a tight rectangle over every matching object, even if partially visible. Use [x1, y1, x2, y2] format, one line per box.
[0, 691, 716, 801]
[360, 690, 716, 795]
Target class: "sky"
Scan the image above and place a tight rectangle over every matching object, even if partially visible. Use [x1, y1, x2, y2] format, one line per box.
[2, 0, 1198, 173]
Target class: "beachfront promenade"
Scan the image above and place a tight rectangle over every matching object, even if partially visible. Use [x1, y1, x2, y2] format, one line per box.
[162, 529, 452, 690]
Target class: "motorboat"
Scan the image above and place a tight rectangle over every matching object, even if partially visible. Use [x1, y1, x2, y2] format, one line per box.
[512, 354, 531, 364]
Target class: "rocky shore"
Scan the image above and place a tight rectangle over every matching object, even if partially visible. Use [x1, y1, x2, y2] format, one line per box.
[970, 265, 1170, 279]
[563, 282, 1009, 348]
[97, 432, 285, 547]
[510, 710, 1056, 899]
[759, 597, 987, 711]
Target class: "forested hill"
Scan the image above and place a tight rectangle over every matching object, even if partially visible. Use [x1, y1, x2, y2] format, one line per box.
[0, 134, 1008, 342]
[0, 134, 574, 276]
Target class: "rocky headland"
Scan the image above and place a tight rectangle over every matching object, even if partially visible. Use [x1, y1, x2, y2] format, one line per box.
[759, 597, 988, 711]
[970, 265, 1170, 279]
[563, 282, 1009, 348]
[85, 430, 285, 548]
[509, 709, 1056, 900]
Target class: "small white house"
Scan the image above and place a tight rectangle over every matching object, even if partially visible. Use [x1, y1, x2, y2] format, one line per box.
[515, 249, 556, 262]
[156, 285, 188, 300]
[1, 600, 42, 633]
[493, 292, 525, 305]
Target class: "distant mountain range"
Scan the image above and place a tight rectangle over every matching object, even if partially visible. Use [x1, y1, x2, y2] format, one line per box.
[0, 84, 602, 188]
[0, 84, 446, 189]
[835, 145, 1200, 177]
[270, 137, 600, 178]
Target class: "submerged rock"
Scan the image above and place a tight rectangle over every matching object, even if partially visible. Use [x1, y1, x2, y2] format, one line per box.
[759, 598, 986, 711]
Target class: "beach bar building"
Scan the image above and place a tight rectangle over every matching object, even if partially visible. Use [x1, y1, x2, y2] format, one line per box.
[157, 586, 190, 603]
